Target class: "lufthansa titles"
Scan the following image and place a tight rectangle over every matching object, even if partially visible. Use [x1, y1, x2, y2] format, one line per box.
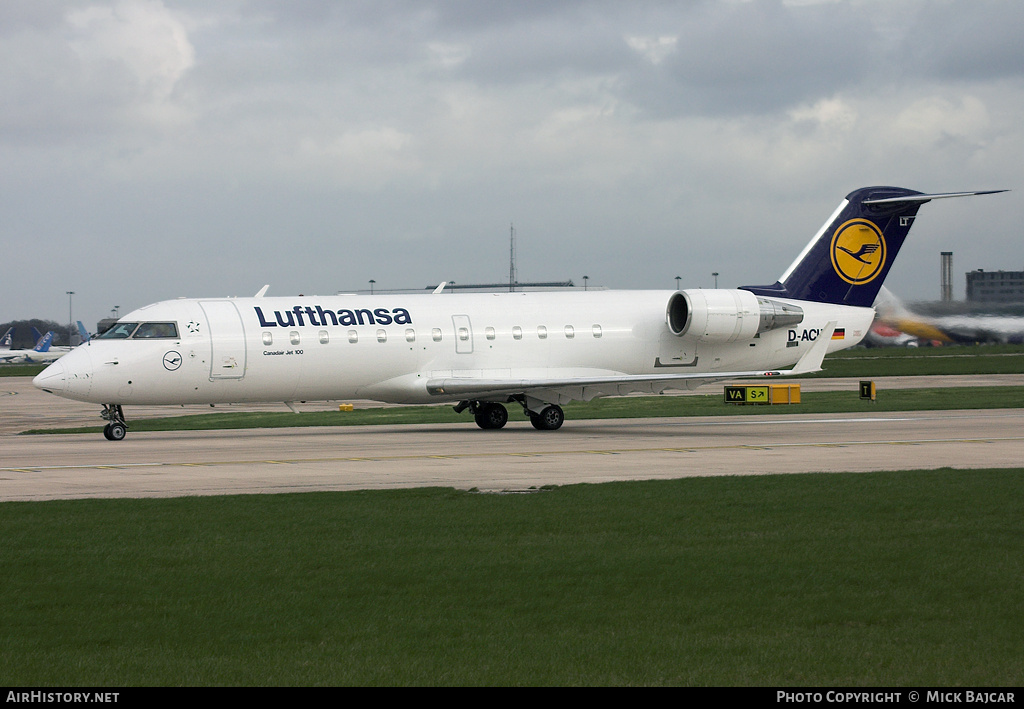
[255, 305, 412, 328]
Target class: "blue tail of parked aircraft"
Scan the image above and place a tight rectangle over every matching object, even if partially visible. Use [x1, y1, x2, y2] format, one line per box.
[742, 187, 1006, 308]
[32, 331, 54, 353]
[77, 321, 91, 343]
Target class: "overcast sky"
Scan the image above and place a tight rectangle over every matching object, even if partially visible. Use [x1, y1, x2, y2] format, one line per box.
[3, 0, 1022, 325]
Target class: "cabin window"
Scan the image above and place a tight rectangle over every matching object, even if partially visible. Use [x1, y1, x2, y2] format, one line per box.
[592, 325, 602, 338]
[262, 332, 273, 346]
[432, 328, 442, 342]
[290, 331, 300, 345]
[319, 330, 329, 344]
[512, 326, 523, 340]
[485, 327, 496, 341]
[348, 330, 358, 343]
[377, 329, 387, 343]
[98, 323, 140, 339]
[564, 325, 574, 339]
[134, 322, 179, 339]
[537, 326, 548, 339]
[405, 329, 416, 342]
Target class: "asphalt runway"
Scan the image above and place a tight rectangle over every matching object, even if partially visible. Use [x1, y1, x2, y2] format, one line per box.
[3, 374, 1023, 501]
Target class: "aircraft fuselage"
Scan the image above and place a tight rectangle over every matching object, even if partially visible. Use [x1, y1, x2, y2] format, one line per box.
[35, 290, 870, 407]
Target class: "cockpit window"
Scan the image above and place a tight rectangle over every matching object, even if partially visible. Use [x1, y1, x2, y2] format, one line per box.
[134, 322, 179, 339]
[96, 322, 179, 339]
[98, 322, 140, 339]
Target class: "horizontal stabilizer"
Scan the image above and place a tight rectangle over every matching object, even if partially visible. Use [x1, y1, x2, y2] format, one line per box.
[862, 190, 1007, 205]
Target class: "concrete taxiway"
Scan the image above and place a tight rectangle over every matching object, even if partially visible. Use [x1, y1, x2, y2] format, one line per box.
[2, 372, 1023, 501]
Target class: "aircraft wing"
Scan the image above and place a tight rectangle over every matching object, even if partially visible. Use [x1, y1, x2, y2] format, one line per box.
[427, 323, 835, 403]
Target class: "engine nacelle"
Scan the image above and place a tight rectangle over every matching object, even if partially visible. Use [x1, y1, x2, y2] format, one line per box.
[666, 289, 804, 343]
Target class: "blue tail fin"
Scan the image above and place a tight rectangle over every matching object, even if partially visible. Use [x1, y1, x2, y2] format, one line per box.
[77, 321, 91, 343]
[742, 187, 1006, 308]
[33, 332, 54, 353]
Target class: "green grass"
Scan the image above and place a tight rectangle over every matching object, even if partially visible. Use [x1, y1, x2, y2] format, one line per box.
[810, 344, 1024, 377]
[24, 386, 1024, 435]
[1, 469, 1022, 685]
[0, 363, 45, 377]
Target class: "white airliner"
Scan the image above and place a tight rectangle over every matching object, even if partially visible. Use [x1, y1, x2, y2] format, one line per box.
[33, 187, 1005, 440]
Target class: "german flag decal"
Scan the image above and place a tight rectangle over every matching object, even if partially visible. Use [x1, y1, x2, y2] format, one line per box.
[832, 327, 845, 340]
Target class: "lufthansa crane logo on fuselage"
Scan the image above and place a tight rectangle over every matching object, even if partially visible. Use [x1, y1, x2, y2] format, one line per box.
[830, 219, 886, 285]
[163, 351, 182, 371]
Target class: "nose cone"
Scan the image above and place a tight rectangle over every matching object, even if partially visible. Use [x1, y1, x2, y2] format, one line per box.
[34, 345, 93, 401]
[33, 359, 66, 395]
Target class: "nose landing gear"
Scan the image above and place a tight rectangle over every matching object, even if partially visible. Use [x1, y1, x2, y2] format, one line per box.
[101, 404, 128, 441]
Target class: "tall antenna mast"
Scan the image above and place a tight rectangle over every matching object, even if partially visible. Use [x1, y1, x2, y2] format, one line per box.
[509, 222, 517, 292]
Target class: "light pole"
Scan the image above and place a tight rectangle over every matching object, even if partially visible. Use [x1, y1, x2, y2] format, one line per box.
[369, 279, 375, 295]
[675, 276, 681, 290]
[712, 272, 719, 289]
[583, 275, 589, 291]
[66, 291, 75, 345]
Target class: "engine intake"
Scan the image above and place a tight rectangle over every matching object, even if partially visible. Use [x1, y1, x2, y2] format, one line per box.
[666, 290, 803, 343]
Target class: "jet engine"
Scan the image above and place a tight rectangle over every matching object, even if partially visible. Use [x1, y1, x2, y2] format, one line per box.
[666, 289, 804, 343]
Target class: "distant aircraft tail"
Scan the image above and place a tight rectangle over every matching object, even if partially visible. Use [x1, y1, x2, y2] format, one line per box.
[33, 331, 54, 353]
[0, 327, 12, 350]
[742, 187, 1006, 308]
[77, 321, 91, 343]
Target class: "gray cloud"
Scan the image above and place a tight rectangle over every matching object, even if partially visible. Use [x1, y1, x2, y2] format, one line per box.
[2, 0, 1022, 324]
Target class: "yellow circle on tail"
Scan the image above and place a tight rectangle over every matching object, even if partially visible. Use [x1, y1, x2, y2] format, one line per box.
[830, 219, 886, 285]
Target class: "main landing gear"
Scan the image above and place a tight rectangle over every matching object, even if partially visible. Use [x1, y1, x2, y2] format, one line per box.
[101, 404, 128, 441]
[455, 399, 565, 431]
[528, 404, 564, 431]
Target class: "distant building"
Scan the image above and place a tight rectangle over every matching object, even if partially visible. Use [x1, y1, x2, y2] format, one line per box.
[966, 269, 1024, 303]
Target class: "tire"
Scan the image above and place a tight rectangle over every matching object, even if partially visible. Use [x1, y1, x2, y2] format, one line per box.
[474, 403, 508, 430]
[530, 405, 564, 431]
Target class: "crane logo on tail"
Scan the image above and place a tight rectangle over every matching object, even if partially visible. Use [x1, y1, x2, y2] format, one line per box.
[830, 219, 886, 285]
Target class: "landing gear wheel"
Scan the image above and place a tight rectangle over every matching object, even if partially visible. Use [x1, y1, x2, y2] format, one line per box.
[103, 423, 127, 441]
[474, 403, 509, 430]
[530, 405, 564, 431]
[101, 404, 128, 441]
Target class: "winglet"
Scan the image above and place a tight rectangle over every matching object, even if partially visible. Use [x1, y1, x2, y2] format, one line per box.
[255, 285, 270, 298]
[788, 321, 836, 375]
[432, 282, 447, 294]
